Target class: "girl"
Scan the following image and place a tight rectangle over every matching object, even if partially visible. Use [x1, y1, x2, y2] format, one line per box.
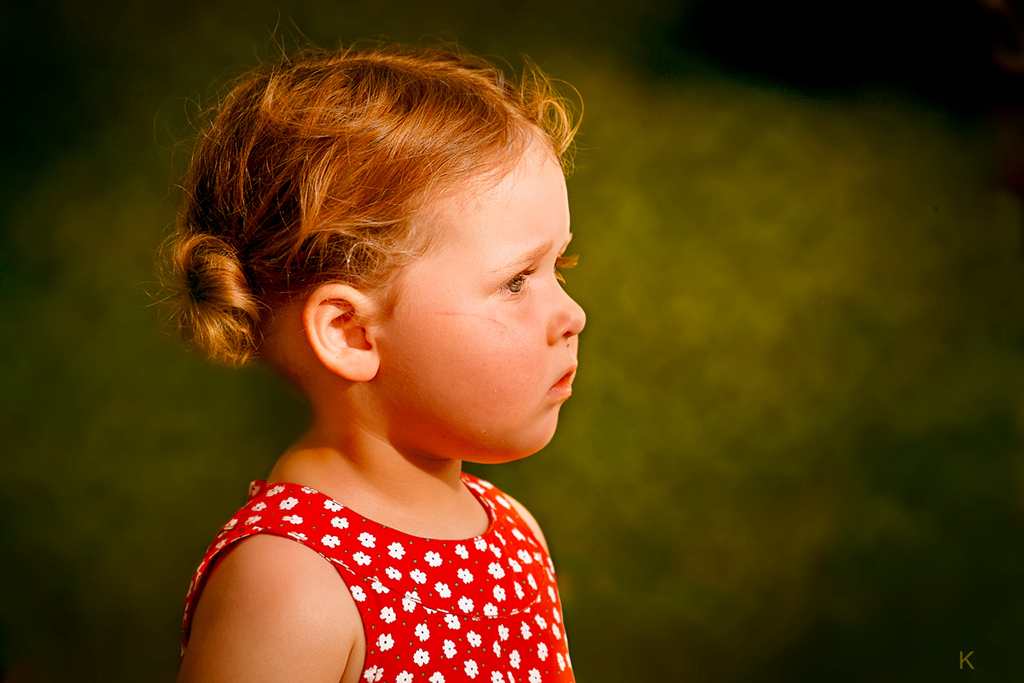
[169, 43, 585, 683]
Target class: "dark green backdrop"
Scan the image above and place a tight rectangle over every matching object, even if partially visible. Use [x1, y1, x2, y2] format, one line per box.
[2, 1, 1022, 681]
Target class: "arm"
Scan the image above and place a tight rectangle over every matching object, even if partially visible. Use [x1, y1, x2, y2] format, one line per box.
[178, 534, 361, 683]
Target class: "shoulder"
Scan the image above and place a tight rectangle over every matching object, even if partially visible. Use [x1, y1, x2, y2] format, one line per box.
[466, 474, 550, 554]
[505, 493, 550, 553]
[179, 534, 361, 683]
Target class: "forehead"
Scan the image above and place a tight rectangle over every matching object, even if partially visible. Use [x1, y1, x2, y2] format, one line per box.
[413, 143, 569, 258]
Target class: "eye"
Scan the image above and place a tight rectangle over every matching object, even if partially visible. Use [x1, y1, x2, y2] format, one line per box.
[554, 254, 578, 283]
[504, 270, 532, 294]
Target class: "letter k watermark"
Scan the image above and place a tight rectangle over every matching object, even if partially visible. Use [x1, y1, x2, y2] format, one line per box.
[960, 650, 974, 670]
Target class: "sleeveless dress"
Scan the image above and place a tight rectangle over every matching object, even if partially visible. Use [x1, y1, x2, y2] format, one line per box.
[182, 473, 575, 683]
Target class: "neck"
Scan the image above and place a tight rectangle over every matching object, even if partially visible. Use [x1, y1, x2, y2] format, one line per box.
[267, 416, 490, 539]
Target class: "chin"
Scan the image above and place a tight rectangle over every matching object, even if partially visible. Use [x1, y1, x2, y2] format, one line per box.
[459, 421, 560, 465]
[461, 446, 542, 466]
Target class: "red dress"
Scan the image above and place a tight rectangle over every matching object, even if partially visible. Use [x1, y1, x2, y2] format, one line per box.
[182, 473, 575, 683]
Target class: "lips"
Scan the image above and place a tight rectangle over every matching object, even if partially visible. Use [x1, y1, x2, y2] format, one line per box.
[548, 366, 577, 399]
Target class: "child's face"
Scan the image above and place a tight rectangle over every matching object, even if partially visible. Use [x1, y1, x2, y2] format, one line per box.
[371, 141, 586, 463]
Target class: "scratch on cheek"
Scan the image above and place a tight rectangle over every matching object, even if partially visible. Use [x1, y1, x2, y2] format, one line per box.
[434, 311, 509, 330]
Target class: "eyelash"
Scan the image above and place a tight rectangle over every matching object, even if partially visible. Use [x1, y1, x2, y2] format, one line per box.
[504, 254, 578, 294]
[555, 254, 578, 283]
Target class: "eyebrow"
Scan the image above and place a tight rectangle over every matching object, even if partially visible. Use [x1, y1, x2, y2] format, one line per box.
[494, 233, 573, 272]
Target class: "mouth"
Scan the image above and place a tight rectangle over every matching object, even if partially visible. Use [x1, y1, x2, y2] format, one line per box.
[548, 365, 577, 400]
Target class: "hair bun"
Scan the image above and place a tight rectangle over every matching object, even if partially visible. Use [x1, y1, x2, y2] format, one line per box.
[171, 232, 261, 365]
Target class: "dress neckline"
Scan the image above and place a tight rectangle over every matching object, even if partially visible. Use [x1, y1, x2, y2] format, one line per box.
[250, 472, 499, 543]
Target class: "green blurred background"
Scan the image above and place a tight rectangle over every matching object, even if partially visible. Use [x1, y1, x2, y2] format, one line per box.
[2, 1, 1023, 680]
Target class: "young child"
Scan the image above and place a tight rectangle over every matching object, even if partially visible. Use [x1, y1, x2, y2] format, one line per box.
[169, 43, 585, 683]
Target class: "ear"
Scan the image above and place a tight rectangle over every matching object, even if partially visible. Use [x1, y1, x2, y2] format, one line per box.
[302, 283, 381, 382]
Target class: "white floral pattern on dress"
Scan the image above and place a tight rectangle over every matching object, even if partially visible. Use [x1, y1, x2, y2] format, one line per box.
[181, 474, 574, 682]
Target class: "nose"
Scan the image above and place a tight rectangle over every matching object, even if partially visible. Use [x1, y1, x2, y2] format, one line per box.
[547, 287, 586, 345]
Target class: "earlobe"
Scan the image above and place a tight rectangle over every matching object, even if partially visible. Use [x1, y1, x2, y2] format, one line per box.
[302, 284, 381, 382]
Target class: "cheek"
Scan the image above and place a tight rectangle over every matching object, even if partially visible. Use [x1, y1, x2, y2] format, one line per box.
[423, 314, 540, 396]
[384, 307, 545, 413]
[376, 304, 561, 460]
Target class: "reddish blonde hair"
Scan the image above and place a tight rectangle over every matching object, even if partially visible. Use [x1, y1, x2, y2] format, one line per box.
[167, 43, 579, 365]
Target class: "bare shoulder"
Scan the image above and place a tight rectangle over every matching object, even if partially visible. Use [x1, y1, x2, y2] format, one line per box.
[178, 534, 363, 683]
[501, 491, 550, 554]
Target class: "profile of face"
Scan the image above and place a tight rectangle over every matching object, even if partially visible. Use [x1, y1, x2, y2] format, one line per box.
[371, 140, 586, 463]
